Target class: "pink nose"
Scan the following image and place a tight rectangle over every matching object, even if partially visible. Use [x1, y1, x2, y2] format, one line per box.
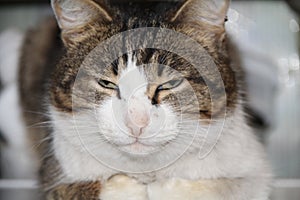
[125, 108, 150, 137]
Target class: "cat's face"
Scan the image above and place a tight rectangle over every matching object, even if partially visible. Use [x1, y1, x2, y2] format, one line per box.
[74, 55, 187, 155]
[50, 0, 237, 168]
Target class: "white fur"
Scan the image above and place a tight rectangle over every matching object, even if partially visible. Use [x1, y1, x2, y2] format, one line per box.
[118, 53, 147, 101]
[147, 176, 270, 200]
[52, 102, 271, 198]
[97, 106, 271, 200]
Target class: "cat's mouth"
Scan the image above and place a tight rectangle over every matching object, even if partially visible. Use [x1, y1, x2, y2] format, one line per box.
[118, 140, 164, 155]
[104, 134, 174, 155]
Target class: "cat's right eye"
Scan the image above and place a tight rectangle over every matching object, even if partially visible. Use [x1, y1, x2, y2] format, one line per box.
[98, 79, 119, 90]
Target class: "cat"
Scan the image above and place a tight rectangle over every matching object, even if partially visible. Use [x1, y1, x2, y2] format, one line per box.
[15, 0, 272, 199]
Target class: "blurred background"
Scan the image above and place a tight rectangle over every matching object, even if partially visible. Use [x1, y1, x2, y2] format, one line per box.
[0, 0, 299, 199]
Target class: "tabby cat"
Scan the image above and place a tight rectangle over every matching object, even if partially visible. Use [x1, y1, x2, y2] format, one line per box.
[18, 0, 272, 199]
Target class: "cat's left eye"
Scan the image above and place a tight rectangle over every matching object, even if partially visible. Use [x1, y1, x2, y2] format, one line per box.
[157, 79, 183, 90]
[98, 79, 119, 90]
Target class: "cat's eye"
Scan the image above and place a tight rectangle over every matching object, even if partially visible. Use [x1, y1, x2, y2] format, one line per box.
[98, 79, 119, 90]
[157, 79, 183, 91]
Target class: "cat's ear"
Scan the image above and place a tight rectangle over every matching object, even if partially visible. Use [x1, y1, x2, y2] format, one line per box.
[170, 0, 230, 27]
[51, 0, 112, 45]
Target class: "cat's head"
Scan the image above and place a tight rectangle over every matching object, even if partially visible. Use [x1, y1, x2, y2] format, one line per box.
[50, 0, 237, 170]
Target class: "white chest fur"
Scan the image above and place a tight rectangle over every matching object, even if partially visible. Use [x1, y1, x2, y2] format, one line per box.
[52, 104, 270, 182]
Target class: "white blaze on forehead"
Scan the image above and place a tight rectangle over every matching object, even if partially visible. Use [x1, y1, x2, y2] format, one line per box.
[118, 54, 148, 100]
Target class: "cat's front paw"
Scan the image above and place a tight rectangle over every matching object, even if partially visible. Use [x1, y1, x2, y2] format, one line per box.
[100, 175, 148, 200]
[147, 178, 218, 200]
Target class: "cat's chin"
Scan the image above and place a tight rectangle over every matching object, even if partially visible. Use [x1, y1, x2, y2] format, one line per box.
[117, 142, 163, 156]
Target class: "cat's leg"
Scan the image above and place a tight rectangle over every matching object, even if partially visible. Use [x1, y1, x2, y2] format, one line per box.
[45, 181, 101, 200]
[147, 177, 271, 200]
[45, 175, 148, 200]
[100, 175, 148, 200]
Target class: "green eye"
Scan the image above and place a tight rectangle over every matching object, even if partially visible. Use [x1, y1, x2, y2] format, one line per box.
[98, 79, 119, 90]
[157, 79, 183, 90]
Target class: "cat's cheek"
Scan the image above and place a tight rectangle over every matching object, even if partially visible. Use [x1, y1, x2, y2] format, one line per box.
[99, 175, 148, 200]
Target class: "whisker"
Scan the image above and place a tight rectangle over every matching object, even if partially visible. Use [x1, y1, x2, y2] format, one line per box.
[30, 136, 53, 151]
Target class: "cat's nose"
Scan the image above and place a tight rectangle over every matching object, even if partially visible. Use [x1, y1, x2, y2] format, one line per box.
[125, 108, 150, 137]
